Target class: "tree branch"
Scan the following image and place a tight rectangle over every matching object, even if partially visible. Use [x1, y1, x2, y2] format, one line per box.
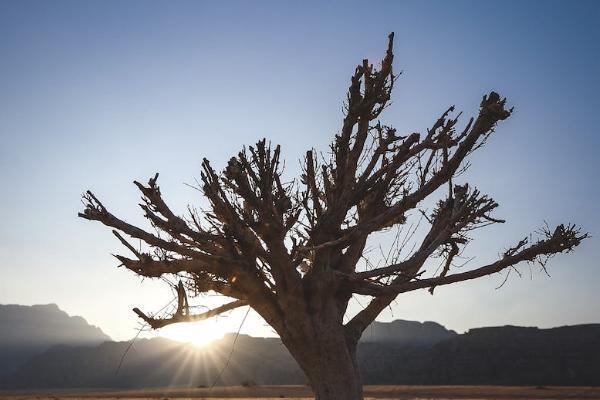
[133, 299, 247, 329]
[345, 223, 587, 339]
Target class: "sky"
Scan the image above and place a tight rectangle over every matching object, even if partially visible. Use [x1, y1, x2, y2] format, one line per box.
[0, 0, 599, 344]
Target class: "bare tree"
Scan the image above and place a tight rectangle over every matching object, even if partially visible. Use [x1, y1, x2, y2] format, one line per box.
[79, 33, 586, 400]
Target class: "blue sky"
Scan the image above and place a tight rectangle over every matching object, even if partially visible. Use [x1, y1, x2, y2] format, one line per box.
[0, 0, 598, 342]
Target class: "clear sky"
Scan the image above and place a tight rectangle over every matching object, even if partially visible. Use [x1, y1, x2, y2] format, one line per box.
[1, 0, 598, 344]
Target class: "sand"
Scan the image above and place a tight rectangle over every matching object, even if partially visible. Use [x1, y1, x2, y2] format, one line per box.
[1, 385, 600, 400]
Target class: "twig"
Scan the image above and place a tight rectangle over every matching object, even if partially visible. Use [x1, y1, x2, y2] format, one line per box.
[209, 305, 251, 389]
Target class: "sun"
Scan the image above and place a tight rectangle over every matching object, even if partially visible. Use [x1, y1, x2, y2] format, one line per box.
[158, 319, 225, 347]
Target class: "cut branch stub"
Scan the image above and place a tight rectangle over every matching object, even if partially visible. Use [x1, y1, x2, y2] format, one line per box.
[133, 299, 247, 329]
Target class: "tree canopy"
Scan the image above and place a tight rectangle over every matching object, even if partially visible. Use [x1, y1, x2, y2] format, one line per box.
[79, 33, 586, 400]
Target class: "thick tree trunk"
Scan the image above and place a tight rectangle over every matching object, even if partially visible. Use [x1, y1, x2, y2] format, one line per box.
[285, 334, 362, 400]
[306, 345, 362, 400]
[281, 305, 363, 399]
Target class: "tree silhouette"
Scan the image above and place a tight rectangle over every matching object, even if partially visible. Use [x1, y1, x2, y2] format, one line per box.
[79, 33, 586, 400]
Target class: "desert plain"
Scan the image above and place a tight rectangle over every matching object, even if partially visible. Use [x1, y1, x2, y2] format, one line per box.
[2, 385, 600, 400]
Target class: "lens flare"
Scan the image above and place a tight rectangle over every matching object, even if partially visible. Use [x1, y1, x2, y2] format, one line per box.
[159, 319, 225, 347]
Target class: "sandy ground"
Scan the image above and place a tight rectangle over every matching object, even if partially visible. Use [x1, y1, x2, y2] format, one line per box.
[1, 385, 600, 400]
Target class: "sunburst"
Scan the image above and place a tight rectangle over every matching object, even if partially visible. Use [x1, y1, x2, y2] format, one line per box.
[159, 319, 225, 347]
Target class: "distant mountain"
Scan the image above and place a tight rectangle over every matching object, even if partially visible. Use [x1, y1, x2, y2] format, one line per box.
[0, 318, 452, 389]
[2, 335, 302, 389]
[358, 324, 600, 386]
[1, 315, 599, 389]
[0, 304, 111, 376]
[362, 319, 457, 345]
[416, 324, 600, 385]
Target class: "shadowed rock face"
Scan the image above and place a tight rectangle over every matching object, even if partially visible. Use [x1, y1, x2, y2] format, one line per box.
[361, 319, 457, 345]
[421, 324, 600, 385]
[358, 324, 600, 386]
[1, 335, 303, 389]
[0, 304, 111, 376]
[1, 314, 599, 389]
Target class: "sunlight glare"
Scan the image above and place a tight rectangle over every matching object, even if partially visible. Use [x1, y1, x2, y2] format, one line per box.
[158, 319, 225, 347]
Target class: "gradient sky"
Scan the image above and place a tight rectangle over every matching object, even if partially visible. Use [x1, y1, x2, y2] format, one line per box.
[1, 0, 599, 343]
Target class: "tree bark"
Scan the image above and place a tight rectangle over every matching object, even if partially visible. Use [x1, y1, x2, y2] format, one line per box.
[307, 344, 362, 400]
[280, 298, 363, 400]
[285, 333, 362, 400]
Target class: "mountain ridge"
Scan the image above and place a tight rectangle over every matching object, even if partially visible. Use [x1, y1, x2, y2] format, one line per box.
[1, 303, 598, 389]
[0, 303, 111, 376]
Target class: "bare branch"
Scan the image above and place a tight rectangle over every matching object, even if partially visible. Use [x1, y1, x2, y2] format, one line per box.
[345, 224, 586, 339]
[133, 299, 247, 329]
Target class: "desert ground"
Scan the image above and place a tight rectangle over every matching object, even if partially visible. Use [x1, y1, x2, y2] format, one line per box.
[1, 385, 600, 400]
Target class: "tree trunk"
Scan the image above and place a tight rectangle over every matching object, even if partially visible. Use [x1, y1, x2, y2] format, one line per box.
[306, 345, 362, 400]
[282, 316, 363, 399]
